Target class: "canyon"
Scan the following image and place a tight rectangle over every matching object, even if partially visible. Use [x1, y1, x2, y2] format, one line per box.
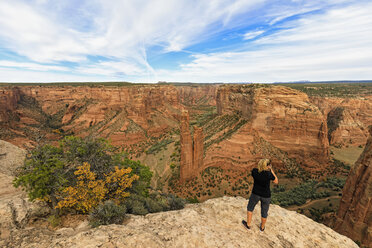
[1, 82, 371, 246]
[0, 144, 358, 247]
[1, 83, 371, 182]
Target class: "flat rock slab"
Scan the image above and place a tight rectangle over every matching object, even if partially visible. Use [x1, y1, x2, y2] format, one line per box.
[10, 196, 357, 248]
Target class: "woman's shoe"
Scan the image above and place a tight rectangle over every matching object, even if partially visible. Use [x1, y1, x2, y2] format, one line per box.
[259, 224, 265, 232]
[242, 220, 251, 230]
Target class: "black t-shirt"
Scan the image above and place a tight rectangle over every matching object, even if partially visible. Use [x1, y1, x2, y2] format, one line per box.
[251, 168, 275, 198]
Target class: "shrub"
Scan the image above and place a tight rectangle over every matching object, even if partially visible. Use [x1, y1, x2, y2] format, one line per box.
[187, 197, 199, 203]
[89, 200, 126, 227]
[145, 198, 164, 213]
[130, 200, 149, 215]
[123, 194, 148, 215]
[47, 214, 61, 228]
[13, 145, 66, 209]
[14, 136, 150, 212]
[167, 194, 186, 210]
[56, 163, 138, 213]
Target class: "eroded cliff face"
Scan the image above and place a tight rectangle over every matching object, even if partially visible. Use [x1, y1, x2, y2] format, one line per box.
[0, 87, 20, 122]
[0, 85, 181, 149]
[176, 84, 218, 106]
[311, 96, 372, 147]
[209, 85, 329, 174]
[334, 125, 372, 247]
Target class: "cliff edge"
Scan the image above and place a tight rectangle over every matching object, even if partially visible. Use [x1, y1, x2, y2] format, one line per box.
[5, 197, 357, 248]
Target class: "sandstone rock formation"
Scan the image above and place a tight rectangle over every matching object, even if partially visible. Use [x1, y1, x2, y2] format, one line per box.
[0, 140, 26, 176]
[0, 140, 49, 244]
[3, 197, 358, 247]
[0, 87, 20, 123]
[310, 96, 372, 147]
[193, 126, 204, 171]
[334, 125, 372, 247]
[180, 111, 204, 182]
[208, 84, 329, 174]
[0, 85, 182, 149]
[176, 84, 218, 106]
[180, 110, 194, 182]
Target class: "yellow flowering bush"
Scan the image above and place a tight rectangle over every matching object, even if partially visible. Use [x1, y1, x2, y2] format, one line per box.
[56, 162, 139, 213]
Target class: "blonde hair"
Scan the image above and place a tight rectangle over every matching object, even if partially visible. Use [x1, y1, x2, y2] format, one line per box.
[258, 159, 271, 172]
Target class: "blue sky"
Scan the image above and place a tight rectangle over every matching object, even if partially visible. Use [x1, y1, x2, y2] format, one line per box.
[0, 0, 371, 83]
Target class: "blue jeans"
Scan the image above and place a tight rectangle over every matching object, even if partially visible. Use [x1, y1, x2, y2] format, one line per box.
[247, 193, 271, 218]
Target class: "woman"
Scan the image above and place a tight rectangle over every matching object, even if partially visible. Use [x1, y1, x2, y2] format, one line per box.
[242, 159, 278, 231]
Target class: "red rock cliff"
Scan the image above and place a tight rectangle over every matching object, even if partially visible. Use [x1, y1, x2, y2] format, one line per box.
[334, 125, 372, 247]
[180, 111, 194, 182]
[214, 85, 329, 171]
[310, 96, 372, 147]
[0, 87, 20, 123]
[0, 85, 181, 148]
[176, 85, 218, 106]
[193, 126, 204, 171]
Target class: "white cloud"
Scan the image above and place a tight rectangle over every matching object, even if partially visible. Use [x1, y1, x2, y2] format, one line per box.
[0, 61, 68, 71]
[0, 0, 370, 82]
[148, 1, 372, 83]
[243, 30, 264, 40]
[0, 67, 117, 83]
[77, 60, 147, 76]
[0, 0, 266, 76]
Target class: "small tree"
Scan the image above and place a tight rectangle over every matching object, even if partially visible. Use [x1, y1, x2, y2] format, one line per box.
[56, 162, 107, 213]
[14, 136, 150, 211]
[13, 145, 67, 210]
[56, 163, 139, 213]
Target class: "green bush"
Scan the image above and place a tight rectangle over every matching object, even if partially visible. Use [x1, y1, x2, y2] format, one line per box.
[318, 177, 346, 190]
[145, 198, 164, 213]
[13, 145, 66, 209]
[272, 180, 330, 207]
[167, 194, 186, 210]
[130, 200, 149, 215]
[123, 194, 148, 215]
[14, 136, 152, 211]
[187, 197, 199, 204]
[47, 214, 61, 227]
[89, 200, 126, 227]
[272, 185, 286, 193]
[146, 139, 173, 154]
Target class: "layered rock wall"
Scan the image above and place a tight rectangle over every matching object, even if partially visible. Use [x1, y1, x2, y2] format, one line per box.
[0, 87, 20, 123]
[311, 96, 372, 147]
[176, 85, 218, 106]
[334, 125, 372, 247]
[214, 85, 329, 170]
[0, 85, 181, 147]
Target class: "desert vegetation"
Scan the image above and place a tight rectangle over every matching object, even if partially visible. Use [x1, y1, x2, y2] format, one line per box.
[13, 136, 185, 227]
[169, 166, 252, 201]
[280, 82, 372, 97]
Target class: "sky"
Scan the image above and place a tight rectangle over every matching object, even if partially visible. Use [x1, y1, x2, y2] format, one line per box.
[0, 0, 371, 83]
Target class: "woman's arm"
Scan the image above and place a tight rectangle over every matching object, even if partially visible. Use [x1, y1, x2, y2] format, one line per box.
[270, 167, 279, 184]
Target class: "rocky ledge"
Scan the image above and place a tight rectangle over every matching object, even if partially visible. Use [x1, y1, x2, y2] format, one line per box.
[4, 197, 357, 248]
